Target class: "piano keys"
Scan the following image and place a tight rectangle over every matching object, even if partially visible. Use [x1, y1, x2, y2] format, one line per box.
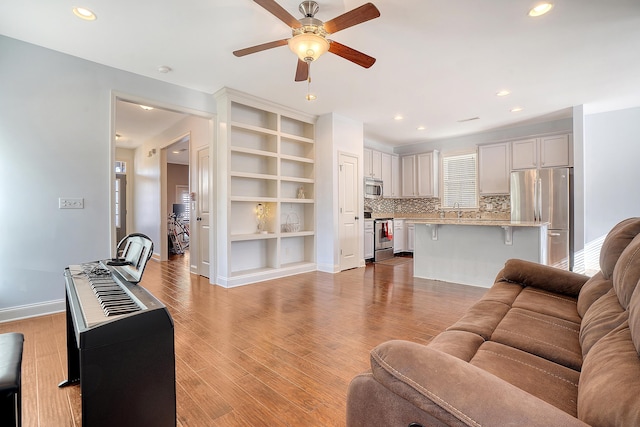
[59, 234, 176, 427]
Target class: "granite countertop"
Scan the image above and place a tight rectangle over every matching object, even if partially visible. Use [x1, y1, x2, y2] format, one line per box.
[406, 218, 549, 227]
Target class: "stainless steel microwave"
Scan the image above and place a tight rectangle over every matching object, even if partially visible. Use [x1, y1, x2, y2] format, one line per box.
[365, 178, 383, 199]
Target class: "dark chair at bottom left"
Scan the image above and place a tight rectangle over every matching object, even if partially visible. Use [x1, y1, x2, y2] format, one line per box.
[0, 333, 24, 427]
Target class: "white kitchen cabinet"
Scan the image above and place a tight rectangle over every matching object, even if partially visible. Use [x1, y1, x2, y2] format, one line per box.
[391, 155, 401, 197]
[478, 142, 510, 194]
[393, 219, 405, 253]
[401, 155, 416, 197]
[381, 152, 392, 197]
[364, 148, 382, 178]
[364, 220, 374, 259]
[407, 223, 415, 251]
[512, 134, 571, 170]
[364, 148, 372, 177]
[417, 152, 438, 197]
[402, 151, 439, 197]
[540, 134, 571, 168]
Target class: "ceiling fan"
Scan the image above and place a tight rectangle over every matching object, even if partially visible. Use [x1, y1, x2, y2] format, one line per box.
[233, 0, 380, 82]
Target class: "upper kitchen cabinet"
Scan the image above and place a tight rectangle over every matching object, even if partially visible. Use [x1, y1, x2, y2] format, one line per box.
[402, 151, 439, 197]
[381, 152, 401, 198]
[391, 154, 402, 197]
[512, 134, 571, 170]
[364, 148, 382, 178]
[478, 142, 510, 194]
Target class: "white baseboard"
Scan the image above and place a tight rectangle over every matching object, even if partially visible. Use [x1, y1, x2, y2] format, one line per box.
[316, 263, 340, 273]
[0, 299, 65, 323]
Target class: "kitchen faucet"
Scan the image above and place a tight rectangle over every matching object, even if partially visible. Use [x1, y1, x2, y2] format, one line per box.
[453, 202, 462, 219]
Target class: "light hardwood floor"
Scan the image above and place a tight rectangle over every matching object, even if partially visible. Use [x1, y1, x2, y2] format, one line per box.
[0, 255, 487, 426]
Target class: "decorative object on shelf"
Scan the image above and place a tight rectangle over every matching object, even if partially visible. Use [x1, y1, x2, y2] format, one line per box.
[297, 186, 306, 199]
[282, 211, 300, 233]
[256, 203, 271, 233]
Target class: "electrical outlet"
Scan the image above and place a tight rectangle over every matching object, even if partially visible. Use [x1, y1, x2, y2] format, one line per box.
[59, 198, 84, 209]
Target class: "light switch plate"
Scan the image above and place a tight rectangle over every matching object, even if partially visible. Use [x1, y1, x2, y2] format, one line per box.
[59, 198, 84, 209]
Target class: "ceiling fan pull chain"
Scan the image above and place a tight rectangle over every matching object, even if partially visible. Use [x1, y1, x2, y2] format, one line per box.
[306, 65, 316, 101]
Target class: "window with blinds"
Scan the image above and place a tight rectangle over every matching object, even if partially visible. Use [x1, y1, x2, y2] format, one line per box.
[176, 185, 190, 220]
[442, 151, 478, 208]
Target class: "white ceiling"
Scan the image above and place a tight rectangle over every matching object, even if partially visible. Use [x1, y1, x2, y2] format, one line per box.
[2, 0, 640, 147]
[115, 100, 189, 163]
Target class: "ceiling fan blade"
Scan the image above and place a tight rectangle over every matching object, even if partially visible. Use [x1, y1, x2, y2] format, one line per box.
[233, 39, 289, 57]
[253, 0, 302, 29]
[328, 41, 376, 68]
[323, 3, 380, 34]
[295, 59, 309, 82]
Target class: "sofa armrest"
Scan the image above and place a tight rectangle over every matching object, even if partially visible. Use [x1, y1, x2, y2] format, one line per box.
[500, 259, 590, 297]
[370, 340, 589, 427]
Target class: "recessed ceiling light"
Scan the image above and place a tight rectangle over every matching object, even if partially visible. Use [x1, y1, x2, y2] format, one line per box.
[139, 105, 154, 111]
[72, 7, 97, 21]
[172, 151, 180, 154]
[394, 114, 403, 121]
[417, 126, 426, 131]
[158, 65, 172, 74]
[528, 3, 553, 17]
[511, 107, 524, 113]
[496, 90, 511, 97]
[457, 117, 480, 123]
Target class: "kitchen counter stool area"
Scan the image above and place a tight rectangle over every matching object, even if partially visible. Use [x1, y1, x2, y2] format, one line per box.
[411, 220, 549, 288]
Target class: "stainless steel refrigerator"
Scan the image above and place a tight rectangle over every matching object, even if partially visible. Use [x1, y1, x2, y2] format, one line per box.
[511, 168, 572, 270]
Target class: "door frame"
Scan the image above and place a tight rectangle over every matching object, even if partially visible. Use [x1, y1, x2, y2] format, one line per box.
[109, 91, 216, 282]
[338, 151, 362, 271]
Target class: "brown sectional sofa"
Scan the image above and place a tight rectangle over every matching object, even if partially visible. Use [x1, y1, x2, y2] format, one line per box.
[347, 217, 640, 426]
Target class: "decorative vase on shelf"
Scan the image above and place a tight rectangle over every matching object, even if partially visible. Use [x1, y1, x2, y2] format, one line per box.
[256, 203, 270, 234]
[297, 186, 305, 199]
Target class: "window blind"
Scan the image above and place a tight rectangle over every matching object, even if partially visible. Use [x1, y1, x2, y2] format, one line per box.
[442, 152, 478, 208]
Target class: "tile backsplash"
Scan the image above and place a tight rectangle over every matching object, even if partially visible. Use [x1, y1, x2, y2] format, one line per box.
[365, 195, 511, 220]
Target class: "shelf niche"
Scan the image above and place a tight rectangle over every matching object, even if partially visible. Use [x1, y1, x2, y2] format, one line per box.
[216, 88, 317, 287]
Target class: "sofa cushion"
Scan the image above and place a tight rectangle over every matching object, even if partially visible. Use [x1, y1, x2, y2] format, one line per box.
[512, 287, 581, 323]
[428, 330, 485, 362]
[500, 259, 588, 297]
[578, 322, 640, 427]
[480, 279, 523, 305]
[491, 308, 582, 370]
[577, 271, 612, 317]
[599, 217, 640, 279]
[470, 341, 580, 417]
[612, 233, 640, 309]
[445, 300, 511, 340]
[580, 288, 627, 356]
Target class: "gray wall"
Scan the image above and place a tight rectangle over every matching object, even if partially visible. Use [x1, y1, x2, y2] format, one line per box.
[0, 36, 215, 316]
[584, 107, 640, 242]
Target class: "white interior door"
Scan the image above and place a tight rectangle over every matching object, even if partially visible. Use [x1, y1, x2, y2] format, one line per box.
[197, 147, 210, 278]
[339, 152, 360, 271]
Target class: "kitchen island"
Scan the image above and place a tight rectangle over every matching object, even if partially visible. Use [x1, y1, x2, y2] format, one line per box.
[409, 219, 548, 288]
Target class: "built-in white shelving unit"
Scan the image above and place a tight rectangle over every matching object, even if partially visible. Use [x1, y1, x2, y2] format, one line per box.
[215, 88, 317, 287]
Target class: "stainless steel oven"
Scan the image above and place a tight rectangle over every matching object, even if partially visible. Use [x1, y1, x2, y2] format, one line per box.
[374, 218, 394, 262]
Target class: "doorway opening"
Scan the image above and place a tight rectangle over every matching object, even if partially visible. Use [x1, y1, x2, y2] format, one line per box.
[112, 94, 215, 281]
[165, 135, 190, 261]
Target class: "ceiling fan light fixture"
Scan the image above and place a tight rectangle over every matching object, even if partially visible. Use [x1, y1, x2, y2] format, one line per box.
[288, 33, 330, 62]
